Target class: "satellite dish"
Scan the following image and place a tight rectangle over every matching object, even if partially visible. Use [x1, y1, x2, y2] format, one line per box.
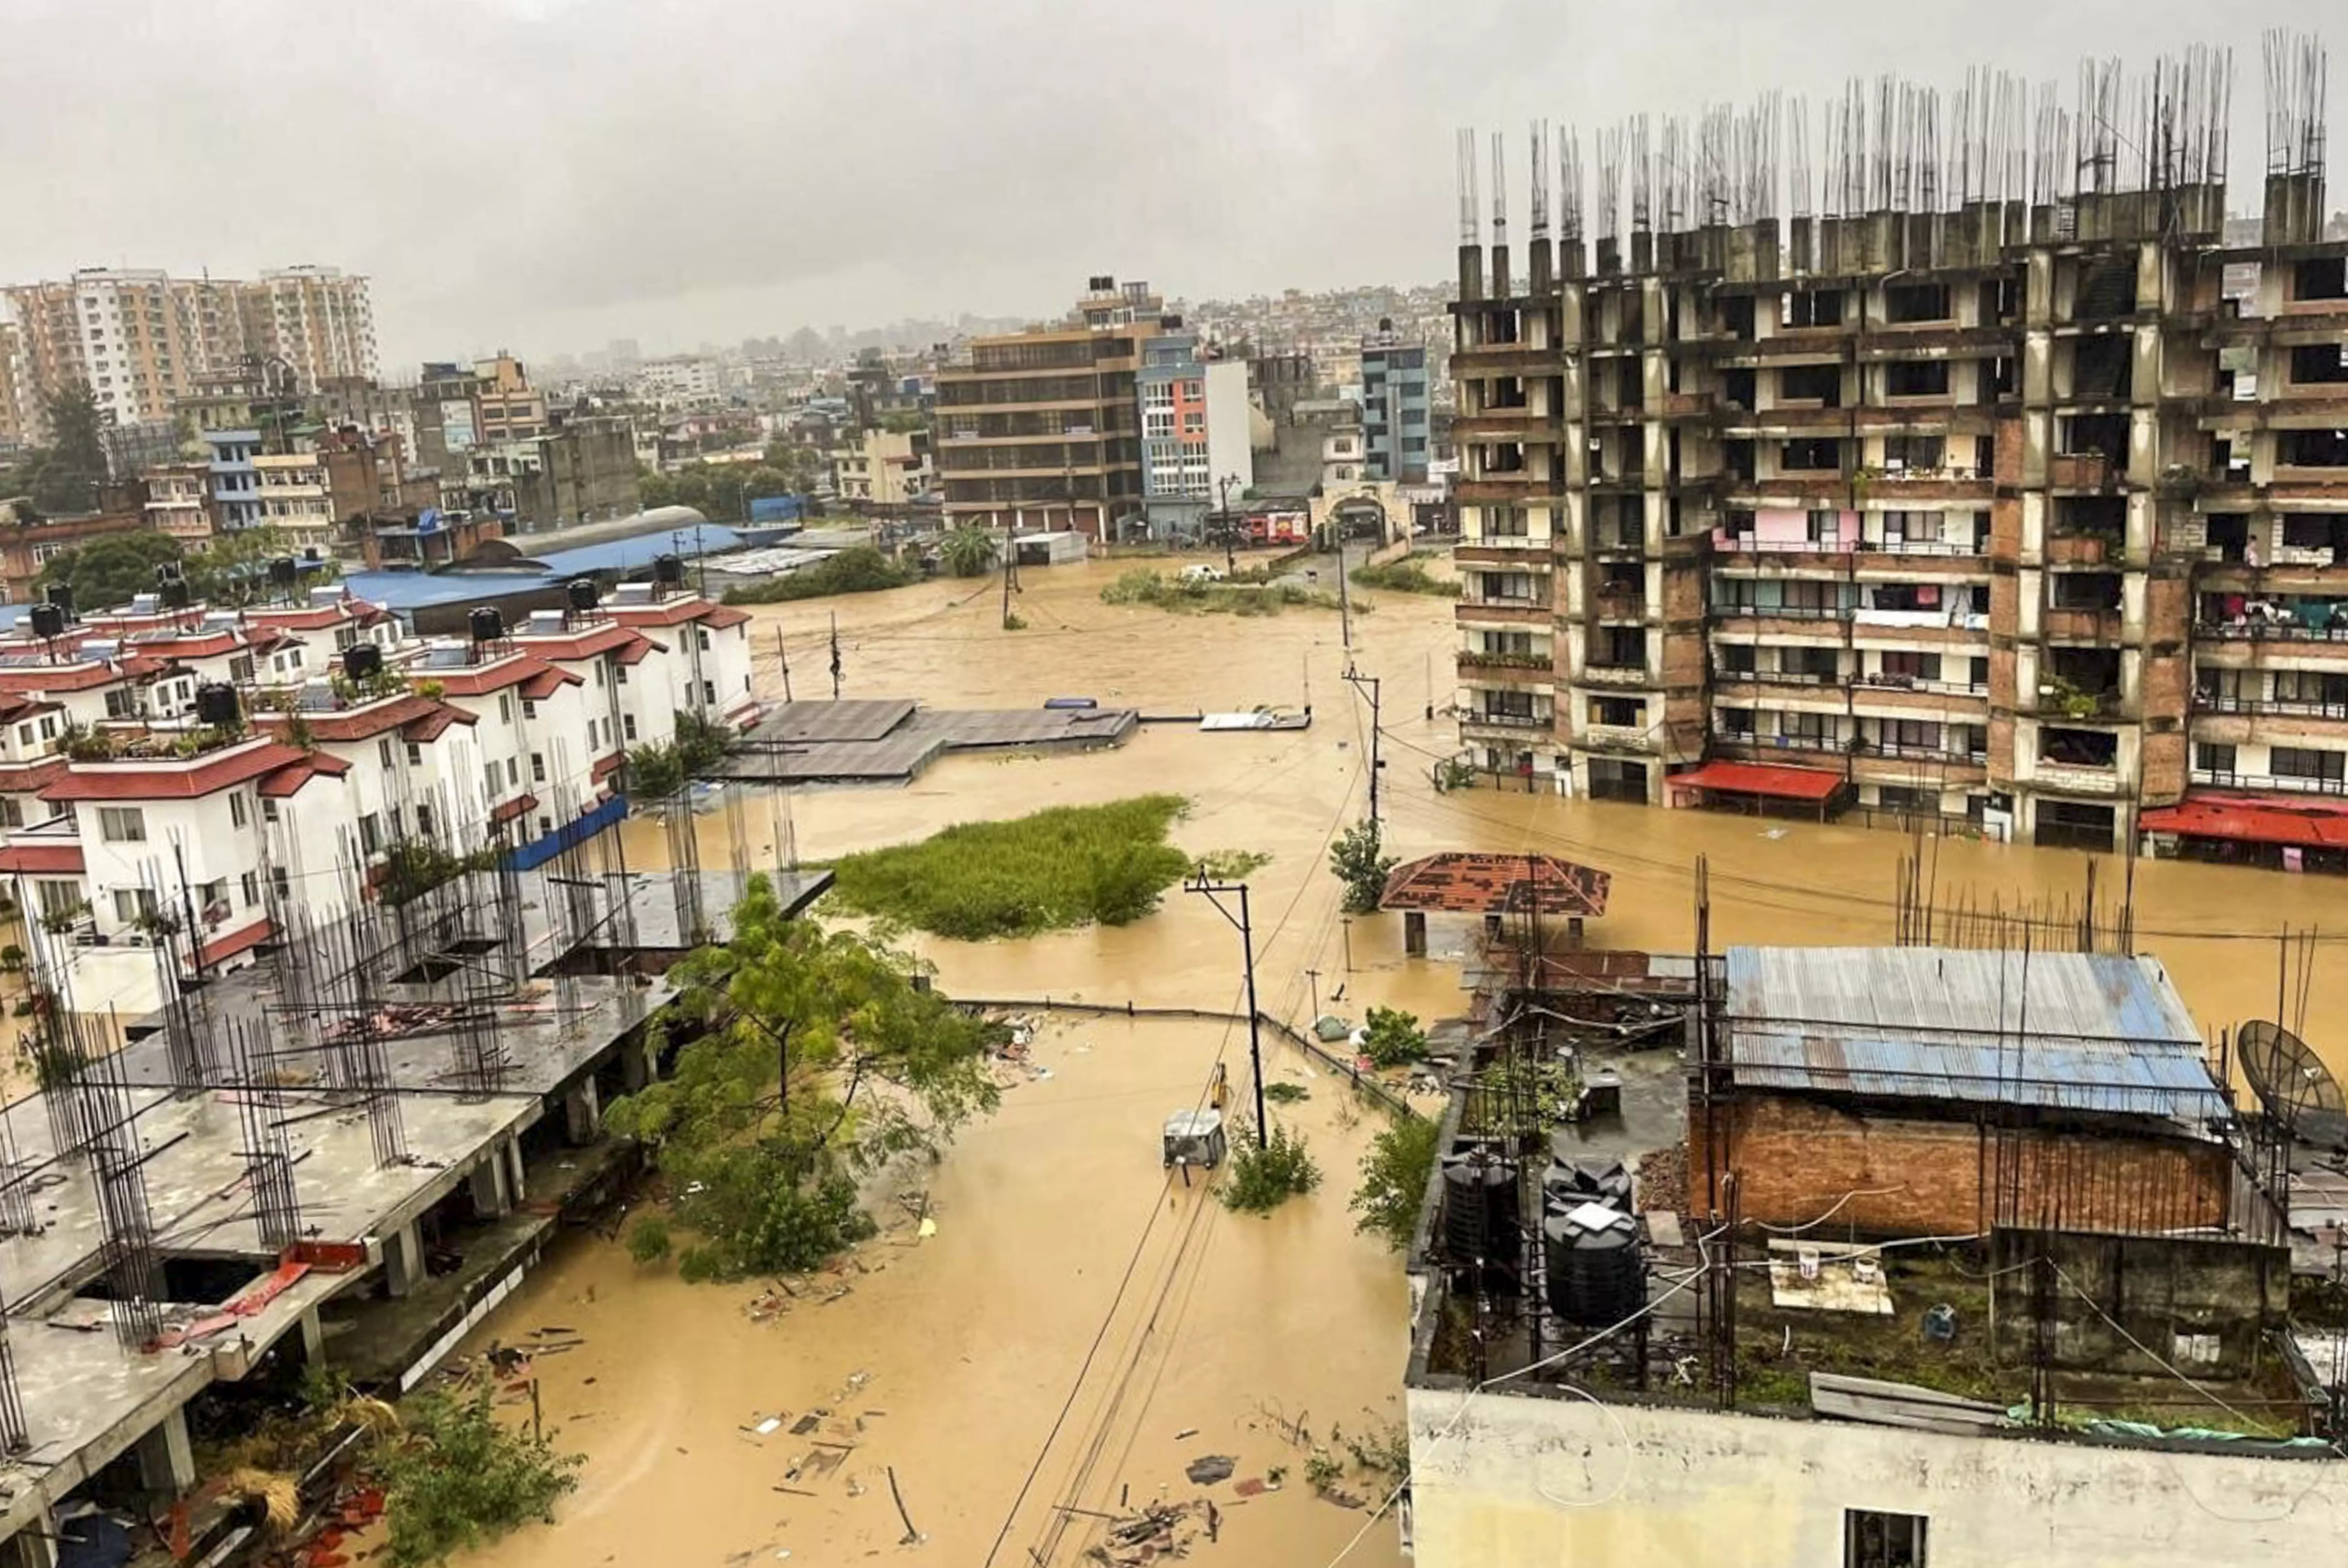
[2238, 1020, 2348, 1153]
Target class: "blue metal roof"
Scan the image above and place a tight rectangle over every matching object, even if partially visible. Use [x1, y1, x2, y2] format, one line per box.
[1721, 946, 2228, 1124]
[532, 524, 744, 578]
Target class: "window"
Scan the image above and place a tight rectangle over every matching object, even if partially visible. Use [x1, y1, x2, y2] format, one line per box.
[378, 738, 395, 769]
[1845, 1508, 1927, 1568]
[271, 866, 290, 901]
[615, 665, 629, 685]
[702, 680, 718, 704]
[262, 796, 280, 822]
[624, 714, 638, 740]
[229, 792, 248, 829]
[506, 757, 519, 786]
[499, 693, 514, 723]
[531, 752, 546, 784]
[1880, 650, 1942, 682]
[33, 880, 80, 920]
[98, 806, 146, 843]
[484, 762, 501, 799]
[1884, 283, 1950, 323]
[2295, 256, 2348, 301]
[1782, 288, 1844, 328]
[406, 741, 424, 766]
[1779, 363, 1840, 404]
[1782, 438, 1841, 471]
[241, 871, 259, 908]
[1885, 360, 1949, 397]
[358, 813, 382, 854]
[2273, 747, 2347, 785]
[113, 887, 159, 924]
[2196, 741, 2238, 778]
[1882, 434, 1945, 471]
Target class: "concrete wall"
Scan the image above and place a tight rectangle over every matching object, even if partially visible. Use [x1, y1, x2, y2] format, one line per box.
[1407, 1385, 2347, 1568]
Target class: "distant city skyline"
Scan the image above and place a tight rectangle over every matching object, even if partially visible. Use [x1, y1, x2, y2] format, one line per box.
[6, 0, 2339, 374]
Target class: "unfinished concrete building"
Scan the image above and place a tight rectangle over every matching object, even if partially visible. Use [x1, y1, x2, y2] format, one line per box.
[1450, 42, 2348, 857]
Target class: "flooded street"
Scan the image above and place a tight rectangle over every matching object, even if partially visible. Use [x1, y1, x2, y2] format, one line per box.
[465, 555, 2348, 1568]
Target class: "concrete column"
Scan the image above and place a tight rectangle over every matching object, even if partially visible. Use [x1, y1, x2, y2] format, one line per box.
[384, 1220, 425, 1299]
[297, 1307, 326, 1367]
[134, 1407, 196, 1496]
[621, 1035, 655, 1093]
[468, 1155, 511, 1219]
[3, 1511, 59, 1568]
[506, 1137, 528, 1204]
[564, 1078, 601, 1144]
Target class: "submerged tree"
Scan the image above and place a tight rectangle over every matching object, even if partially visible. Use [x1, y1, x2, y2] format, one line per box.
[937, 525, 999, 578]
[605, 874, 1002, 1276]
[1329, 819, 1398, 916]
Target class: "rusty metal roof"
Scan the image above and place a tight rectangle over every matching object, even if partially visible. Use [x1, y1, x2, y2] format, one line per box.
[1378, 852, 1610, 918]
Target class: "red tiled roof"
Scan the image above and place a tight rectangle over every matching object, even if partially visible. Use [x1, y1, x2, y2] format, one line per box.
[243, 602, 362, 630]
[0, 696, 61, 725]
[700, 604, 751, 629]
[0, 756, 68, 794]
[196, 917, 275, 968]
[0, 840, 83, 875]
[400, 705, 477, 743]
[429, 656, 570, 698]
[607, 597, 735, 630]
[489, 791, 539, 826]
[0, 663, 129, 694]
[252, 694, 456, 744]
[614, 632, 662, 666]
[40, 741, 317, 803]
[510, 623, 642, 662]
[258, 753, 351, 798]
[1380, 852, 1612, 918]
[590, 751, 625, 784]
[1665, 760, 1846, 804]
[2140, 792, 2348, 851]
[127, 630, 243, 659]
[519, 666, 581, 700]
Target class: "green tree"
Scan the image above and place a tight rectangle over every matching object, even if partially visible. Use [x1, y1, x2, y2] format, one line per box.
[382, 1385, 582, 1566]
[1329, 819, 1398, 916]
[34, 384, 107, 516]
[1361, 1006, 1428, 1069]
[603, 874, 1002, 1277]
[937, 525, 999, 578]
[1221, 1119, 1321, 1214]
[37, 531, 187, 610]
[1350, 1114, 1439, 1251]
[190, 525, 303, 607]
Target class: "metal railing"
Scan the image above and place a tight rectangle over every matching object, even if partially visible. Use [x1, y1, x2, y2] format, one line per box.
[2190, 767, 2348, 796]
[2194, 693, 2348, 719]
[2196, 619, 2348, 644]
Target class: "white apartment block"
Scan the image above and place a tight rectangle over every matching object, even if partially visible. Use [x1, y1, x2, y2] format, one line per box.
[0, 581, 753, 1010]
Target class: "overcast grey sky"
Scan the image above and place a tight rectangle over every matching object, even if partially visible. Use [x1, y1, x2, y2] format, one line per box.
[2, 0, 2341, 368]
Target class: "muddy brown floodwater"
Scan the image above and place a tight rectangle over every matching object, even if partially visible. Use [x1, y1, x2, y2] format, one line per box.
[458, 556, 2348, 1568]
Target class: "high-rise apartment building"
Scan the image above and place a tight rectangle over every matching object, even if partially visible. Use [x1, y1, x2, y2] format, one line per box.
[1359, 319, 1431, 482]
[934, 278, 1163, 538]
[0, 323, 31, 449]
[1137, 333, 1253, 538]
[1449, 88, 2348, 861]
[1, 267, 377, 436]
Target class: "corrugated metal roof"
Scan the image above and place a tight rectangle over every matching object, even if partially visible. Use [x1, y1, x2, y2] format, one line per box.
[1721, 946, 2226, 1122]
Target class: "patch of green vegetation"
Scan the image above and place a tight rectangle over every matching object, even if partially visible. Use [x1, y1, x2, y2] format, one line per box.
[623, 711, 738, 799]
[1351, 1113, 1440, 1252]
[824, 795, 1195, 940]
[1361, 1006, 1429, 1069]
[625, 1215, 671, 1264]
[1349, 553, 1461, 597]
[1100, 568, 1353, 617]
[1191, 848, 1272, 880]
[1329, 819, 1398, 916]
[379, 843, 498, 908]
[1222, 1120, 1322, 1214]
[1263, 1081, 1311, 1105]
[604, 876, 1000, 1278]
[383, 1385, 582, 1566]
[722, 545, 916, 604]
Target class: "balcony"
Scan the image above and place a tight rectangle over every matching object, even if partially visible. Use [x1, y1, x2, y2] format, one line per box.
[2190, 767, 2348, 797]
[2040, 605, 2125, 643]
[1455, 597, 1552, 627]
[1578, 659, 1651, 688]
[2045, 531, 2122, 566]
[2031, 760, 2123, 795]
[1591, 588, 1648, 623]
[2049, 452, 2118, 490]
[1460, 707, 1553, 732]
[1457, 652, 1556, 688]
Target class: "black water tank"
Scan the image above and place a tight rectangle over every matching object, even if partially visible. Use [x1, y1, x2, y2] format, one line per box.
[46, 584, 73, 621]
[29, 603, 64, 640]
[1543, 1157, 1633, 1214]
[469, 606, 503, 644]
[267, 556, 299, 587]
[154, 561, 184, 586]
[1441, 1148, 1519, 1268]
[195, 682, 242, 729]
[158, 578, 191, 609]
[342, 643, 384, 682]
[1542, 1205, 1644, 1326]
[652, 553, 684, 585]
[567, 578, 600, 612]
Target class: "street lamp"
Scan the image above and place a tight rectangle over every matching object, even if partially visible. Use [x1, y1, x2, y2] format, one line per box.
[1212, 472, 1244, 572]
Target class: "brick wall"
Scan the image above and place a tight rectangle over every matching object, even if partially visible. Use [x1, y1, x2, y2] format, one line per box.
[1686, 1092, 2231, 1236]
[2140, 729, 2187, 804]
[1659, 563, 1705, 627]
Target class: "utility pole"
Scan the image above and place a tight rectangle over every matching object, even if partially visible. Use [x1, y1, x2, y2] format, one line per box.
[1186, 874, 1267, 1149]
[1344, 669, 1384, 825]
[1000, 527, 1020, 629]
[828, 613, 842, 699]
[1215, 473, 1239, 573]
[1335, 532, 1354, 652]
[776, 626, 793, 703]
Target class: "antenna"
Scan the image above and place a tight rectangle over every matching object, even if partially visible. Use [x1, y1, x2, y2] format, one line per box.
[2238, 1020, 2348, 1153]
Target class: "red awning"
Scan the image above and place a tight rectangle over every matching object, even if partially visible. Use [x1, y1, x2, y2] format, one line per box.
[2139, 793, 2348, 851]
[1666, 761, 1844, 803]
[0, 841, 83, 875]
[196, 918, 275, 968]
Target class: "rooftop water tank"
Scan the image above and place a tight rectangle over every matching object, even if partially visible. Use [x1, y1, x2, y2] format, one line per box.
[1542, 1203, 1644, 1326]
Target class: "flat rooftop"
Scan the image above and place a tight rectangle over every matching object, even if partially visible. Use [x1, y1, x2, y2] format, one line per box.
[724, 700, 1138, 785]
